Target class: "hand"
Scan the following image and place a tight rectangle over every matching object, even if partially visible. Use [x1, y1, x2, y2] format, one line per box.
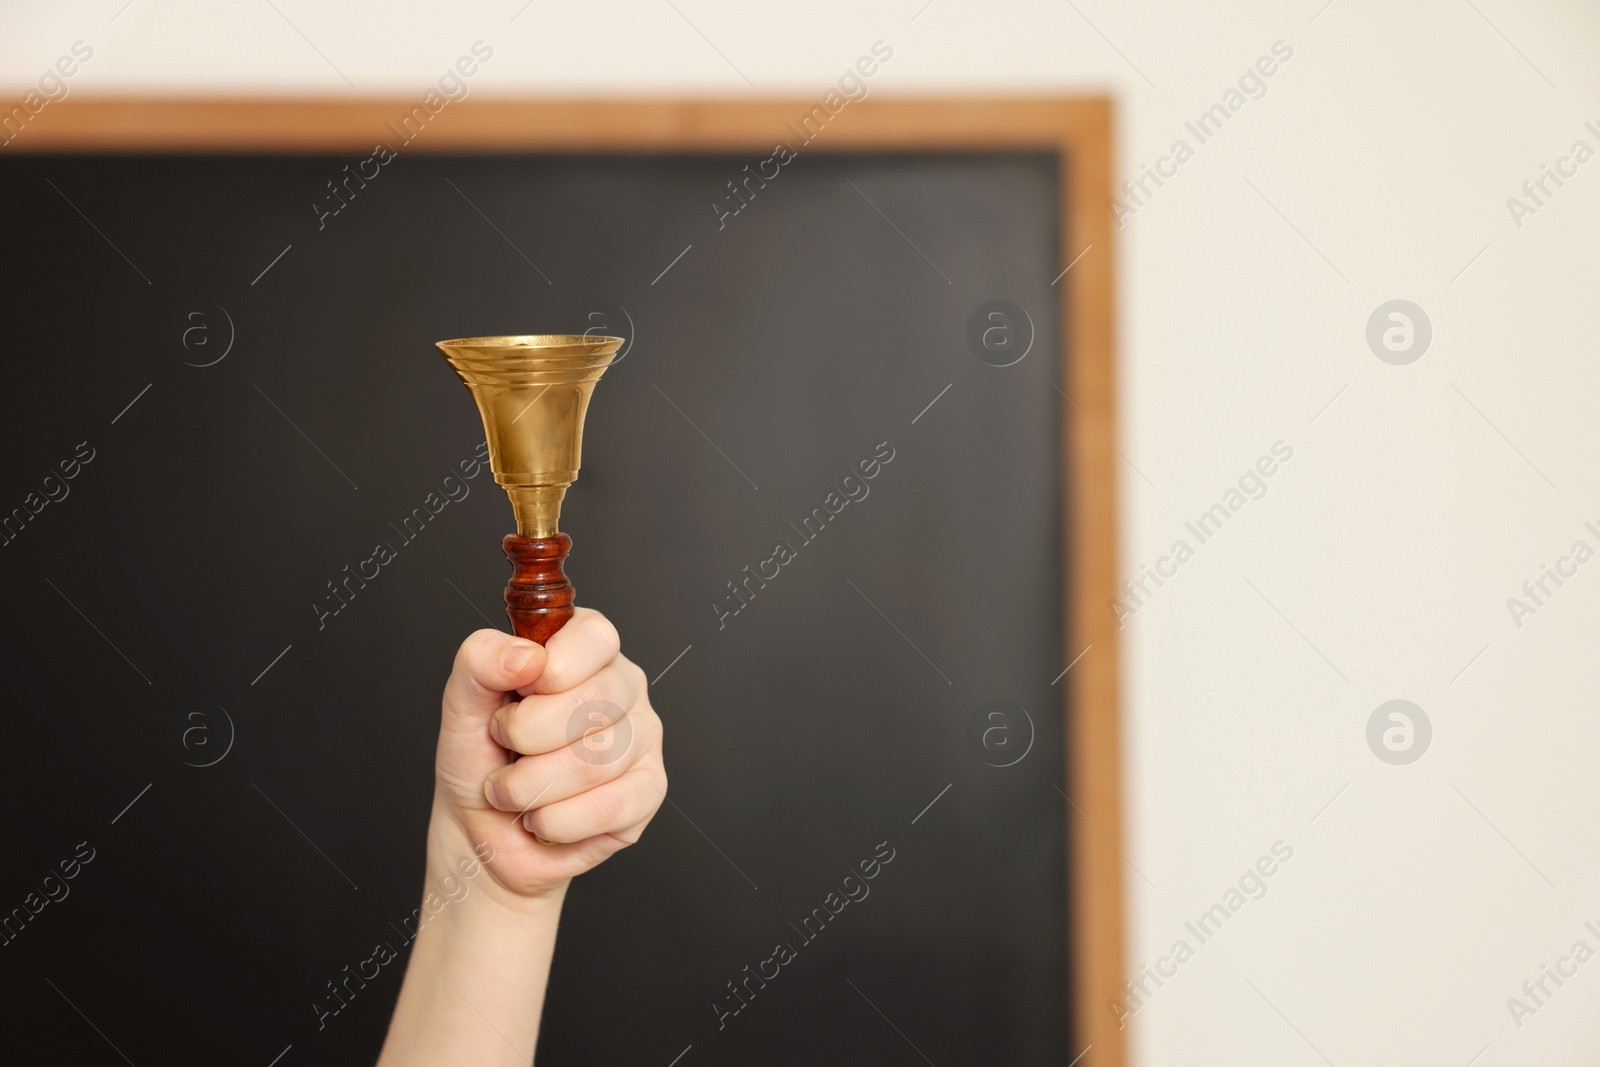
[429, 609, 666, 903]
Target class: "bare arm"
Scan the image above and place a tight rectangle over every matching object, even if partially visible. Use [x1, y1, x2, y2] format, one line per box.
[379, 611, 666, 1065]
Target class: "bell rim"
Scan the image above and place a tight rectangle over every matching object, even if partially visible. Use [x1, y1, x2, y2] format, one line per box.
[435, 333, 623, 352]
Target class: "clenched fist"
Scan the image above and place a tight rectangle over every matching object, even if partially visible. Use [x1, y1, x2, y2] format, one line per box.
[380, 609, 666, 1064]
[431, 608, 667, 901]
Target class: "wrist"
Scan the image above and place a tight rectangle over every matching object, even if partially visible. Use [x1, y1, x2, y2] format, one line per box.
[381, 803, 567, 1066]
[424, 800, 570, 917]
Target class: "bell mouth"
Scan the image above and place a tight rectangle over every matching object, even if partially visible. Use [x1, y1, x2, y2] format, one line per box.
[436, 334, 623, 350]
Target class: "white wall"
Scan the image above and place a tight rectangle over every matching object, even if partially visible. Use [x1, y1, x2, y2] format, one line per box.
[7, 1, 1600, 1062]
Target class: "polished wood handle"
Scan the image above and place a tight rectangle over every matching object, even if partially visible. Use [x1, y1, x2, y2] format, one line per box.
[503, 532, 575, 644]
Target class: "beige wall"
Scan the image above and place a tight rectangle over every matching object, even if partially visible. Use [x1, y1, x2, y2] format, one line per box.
[7, 1, 1599, 1061]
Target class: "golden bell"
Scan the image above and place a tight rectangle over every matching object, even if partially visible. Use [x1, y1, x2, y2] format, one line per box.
[435, 334, 622, 539]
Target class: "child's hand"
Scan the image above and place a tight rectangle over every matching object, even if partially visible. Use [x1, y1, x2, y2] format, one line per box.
[430, 609, 666, 902]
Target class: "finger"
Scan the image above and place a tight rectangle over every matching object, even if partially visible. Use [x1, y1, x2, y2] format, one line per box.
[491, 656, 645, 755]
[483, 716, 644, 813]
[522, 767, 665, 845]
[523, 832, 634, 876]
[524, 608, 620, 695]
[482, 704, 657, 812]
[443, 630, 548, 721]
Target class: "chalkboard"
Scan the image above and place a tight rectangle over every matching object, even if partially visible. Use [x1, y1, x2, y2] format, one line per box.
[0, 99, 1119, 1067]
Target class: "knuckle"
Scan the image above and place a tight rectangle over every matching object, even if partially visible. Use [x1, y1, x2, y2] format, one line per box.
[571, 678, 618, 715]
[500, 698, 535, 752]
[637, 703, 664, 744]
[580, 611, 622, 663]
[457, 628, 504, 670]
[565, 701, 614, 746]
[566, 735, 619, 778]
[565, 746, 605, 780]
[585, 786, 624, 827]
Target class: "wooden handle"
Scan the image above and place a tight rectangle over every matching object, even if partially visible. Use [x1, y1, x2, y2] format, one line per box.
[503, 532, 575, 644]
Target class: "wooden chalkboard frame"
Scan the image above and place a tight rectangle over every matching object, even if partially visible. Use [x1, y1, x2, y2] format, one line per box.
[18, 96, 1124, 1067]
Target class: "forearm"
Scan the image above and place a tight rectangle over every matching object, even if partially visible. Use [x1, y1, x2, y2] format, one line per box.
[382, 619, 664, 1062]
[378, 817, 567, 1066]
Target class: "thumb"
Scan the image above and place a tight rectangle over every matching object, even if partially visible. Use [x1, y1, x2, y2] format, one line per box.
[443, 629, 547, 723]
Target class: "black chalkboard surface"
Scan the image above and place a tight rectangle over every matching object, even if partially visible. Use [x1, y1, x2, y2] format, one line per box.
[0, 149, 1066, 1065]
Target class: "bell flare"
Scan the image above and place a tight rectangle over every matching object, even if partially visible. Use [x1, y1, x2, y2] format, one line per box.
[436, 334, 622, 539]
